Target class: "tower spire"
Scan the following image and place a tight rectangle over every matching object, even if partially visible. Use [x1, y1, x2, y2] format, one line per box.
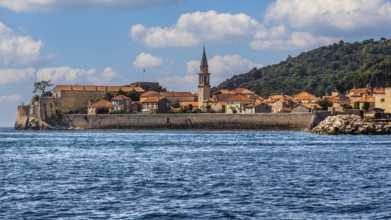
[197, 46, 211, 110]
[200, 46, 208, 73]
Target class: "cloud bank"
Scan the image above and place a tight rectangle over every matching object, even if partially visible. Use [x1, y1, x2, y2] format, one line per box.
[130, 10, 338, 51]
[0, 0, 185, 12]
[265, 0, 391, 31]
[0, 22, 45, 68]
[131, 10, 262, 48]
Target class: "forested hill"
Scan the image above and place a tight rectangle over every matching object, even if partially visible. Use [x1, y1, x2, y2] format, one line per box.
[216, 38, 391, 97]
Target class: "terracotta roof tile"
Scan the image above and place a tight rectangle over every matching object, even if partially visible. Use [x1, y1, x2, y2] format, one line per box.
[120, 86, 145, 93]
[161, 92, 194, 97]
[72, 85, 84, 91]
[140, 91, 162, 97]
[112, 95, 131, 100]
[372, 87, 385, 94]
[357, 96, 375, 103]
[234, 88, 254, 94]
[89, 100, 112, 108]
[54, 85, 72, 91]
[225, 94, 252, 102]
[97, 86, 107, 91]
[106, 86, 120, 92]
[141, 97, 164, 103]
[294, 91, 320, 101]
[84, 86, 97, 91]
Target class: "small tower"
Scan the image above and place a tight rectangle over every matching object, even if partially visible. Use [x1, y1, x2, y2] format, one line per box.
[198, 47, 211, 109]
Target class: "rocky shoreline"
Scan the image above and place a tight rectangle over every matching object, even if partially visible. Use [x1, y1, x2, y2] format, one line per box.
[311, 115, 391, 135]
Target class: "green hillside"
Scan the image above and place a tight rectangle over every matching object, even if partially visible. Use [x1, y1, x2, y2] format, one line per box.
[216, 38, 391, 97]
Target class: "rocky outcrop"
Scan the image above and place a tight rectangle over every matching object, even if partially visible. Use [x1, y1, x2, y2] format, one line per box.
[311, 115, 391, 135]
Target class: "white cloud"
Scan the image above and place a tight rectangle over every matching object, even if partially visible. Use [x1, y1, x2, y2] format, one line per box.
[0, 94, 22, 103]
[87, 67, 122, 85]
[130, 10, 262, 47]
[265, 0, 391, 31]
[160, 74, 198, 92]
[251, 30, 337, 50]
[161, 54, 263, 91]
[0, 0, 185, 12]
[133, 52, 163, 69]
[0, 68, 35, 85]
[36, 66, 122, 85]
[0, 22, 44, 68]
[37, 67, 96, 83]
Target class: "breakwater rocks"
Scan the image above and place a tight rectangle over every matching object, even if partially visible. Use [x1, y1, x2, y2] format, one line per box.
[311, 115, 391, 135]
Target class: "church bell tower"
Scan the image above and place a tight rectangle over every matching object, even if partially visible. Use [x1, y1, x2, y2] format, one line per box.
[198, 47, 211, 109]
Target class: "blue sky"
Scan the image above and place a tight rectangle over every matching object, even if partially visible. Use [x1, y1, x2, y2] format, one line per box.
[0, 0, 390, 126]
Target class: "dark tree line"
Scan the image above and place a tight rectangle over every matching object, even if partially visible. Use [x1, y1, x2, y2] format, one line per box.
[216, 38, 391, 97]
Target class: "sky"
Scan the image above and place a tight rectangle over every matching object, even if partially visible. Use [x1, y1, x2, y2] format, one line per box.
[0, 0, 390, 126]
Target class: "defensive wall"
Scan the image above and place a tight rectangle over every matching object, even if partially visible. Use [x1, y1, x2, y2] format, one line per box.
[14, 105, 30, 130]
[57, 90, 105, 112]
[64, 113, 316, 130]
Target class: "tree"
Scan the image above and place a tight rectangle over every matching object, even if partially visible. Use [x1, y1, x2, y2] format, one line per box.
[362, 102, 370, 112]
[103, 91, 113, 101]
[33, 80, 53, 96]
[317, 99, 333, 110]
[115, 88, 125, 96]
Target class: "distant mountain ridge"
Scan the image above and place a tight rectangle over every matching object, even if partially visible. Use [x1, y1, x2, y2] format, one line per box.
[216, 38, 391, 97]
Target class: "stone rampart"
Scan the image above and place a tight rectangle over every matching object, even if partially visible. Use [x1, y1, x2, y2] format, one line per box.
[14, 105, 30, 129]
[58, 90, 104, 112]
[64, 113, 314, 130]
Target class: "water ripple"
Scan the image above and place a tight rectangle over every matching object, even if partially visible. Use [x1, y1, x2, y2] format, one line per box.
[0, 129, 390, 219]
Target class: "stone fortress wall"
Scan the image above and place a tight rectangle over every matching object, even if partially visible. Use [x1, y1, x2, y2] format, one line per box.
[56, 90, 105, 113]
[64, 113, 317, 130]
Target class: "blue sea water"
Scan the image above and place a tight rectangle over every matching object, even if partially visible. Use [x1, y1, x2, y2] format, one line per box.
[0, 128, 390, 219]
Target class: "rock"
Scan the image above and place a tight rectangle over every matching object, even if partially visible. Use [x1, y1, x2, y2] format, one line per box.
[311, 114, 391, 135]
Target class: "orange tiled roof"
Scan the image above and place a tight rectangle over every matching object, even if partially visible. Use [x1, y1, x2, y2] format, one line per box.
[84, 86, 97, 91]
[89, 100, 112, 108]
[141, 97, 165, 103]
[161, 92, 194, 97]
[106, 86, 119, 92]
[140, 91, 162, 97]
[357, 96, 375, 103]
[269, 94, 293, 100]
[234, 88, 255, 94]
[72, 85, 84, 91]
[225, 94, 252, 102]
[54, 85, 144, 93]
[294, 91, 320, 101]
[349, 88, 368, 97]
[112, 95, 131, 100]
[213, 89, 236, 95]
[372, 87, 385, 94]
[121, 86, 145, 93]
[96, 86, 107, 91]
[54, 85, 72, 91]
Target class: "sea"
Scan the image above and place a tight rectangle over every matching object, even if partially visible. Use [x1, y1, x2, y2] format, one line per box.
[0, 127, 390, 219]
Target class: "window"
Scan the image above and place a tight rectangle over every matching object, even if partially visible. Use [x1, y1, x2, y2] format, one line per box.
[381, 98, 385, 103]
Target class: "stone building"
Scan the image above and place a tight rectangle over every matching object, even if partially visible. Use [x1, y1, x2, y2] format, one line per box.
[111, 95, 132, 113]
[374, 88, 391, 112]
[88, 100, 112, 115]
[141, 97, 170, 113]
[52, 85, 144, 113]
